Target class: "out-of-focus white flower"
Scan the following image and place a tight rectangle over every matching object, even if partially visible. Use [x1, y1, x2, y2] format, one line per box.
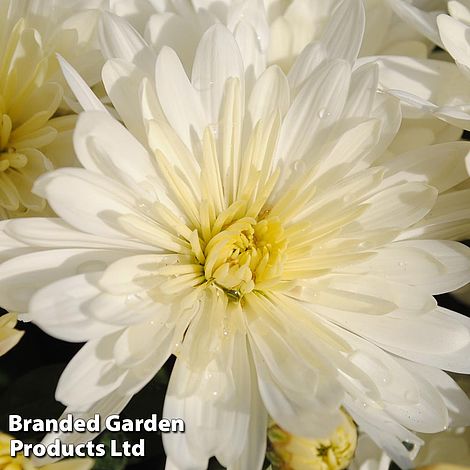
[0, 432, 94, 470]
[2, 2, 470, 469]
[0, 0, 105, 219]
[0, 312, 23, 356]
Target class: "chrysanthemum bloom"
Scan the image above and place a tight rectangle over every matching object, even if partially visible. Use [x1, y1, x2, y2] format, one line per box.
[267, 411, 357, 470]
[1, 1, 470, 469]
[108, 0, 434, 73]
[0, 0, 104, 219]
[0, 312, 23, 356]
[105, 0, 462, 152]
[0, 432, 94, 470]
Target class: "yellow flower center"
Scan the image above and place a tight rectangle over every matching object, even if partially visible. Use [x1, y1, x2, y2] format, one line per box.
[203, 215, 287, 298]
[0, 17, 62, 217]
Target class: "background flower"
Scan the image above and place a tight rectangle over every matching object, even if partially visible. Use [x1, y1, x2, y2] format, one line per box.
[0, 312, 23, 356]
[0, 432, 94, 470]
[0, 0, 105, 219]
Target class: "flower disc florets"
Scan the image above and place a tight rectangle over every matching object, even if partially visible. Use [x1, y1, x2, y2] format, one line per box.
[202, 214, 286, 299]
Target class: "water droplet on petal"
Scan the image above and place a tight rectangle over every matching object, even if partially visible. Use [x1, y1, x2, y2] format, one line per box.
[209, 123, 218, 138]
[293, 160, 305, 173]
[125, 293, 143, 304]
[398, 261, 407, 270]
[318, 108, 330, 119]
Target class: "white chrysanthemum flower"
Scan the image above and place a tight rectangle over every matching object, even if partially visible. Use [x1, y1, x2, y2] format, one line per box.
[1, 2, 470, 469]
[107, 0, 434, 73]
[104, 0, 463, 150]
[0, 0, 104, 219]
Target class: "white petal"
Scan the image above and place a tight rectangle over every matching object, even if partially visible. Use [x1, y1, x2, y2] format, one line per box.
[33, 168, 142, 238]
[29, 272, 122, 342]
[227, 355, 267, 470]
[4, 218, 152, 251]
[233, 20, 265, 91]
[56, 333, 125, 409]
[0, 249, 124, 312]
[274, 60, 351, 167]
[344, 393, 422, 469]
[355, 182, 437, 230]
[0, 220, 34, 264]
[321, 0, 365, 63]
[247, 295, 343, 438]
[342, 63, 379, 119]
[331, 306, 470, 373]
[99, 12, 155, 77]
[34, 392, 131, 466]
[191, 24, 244, 128]
[163, 330, 251, 468]
[380, 141, 470, 193]
[438, 14, 470, 68]
[287, 42, 327, 93]
[57, 55, 109, 114]
[336, 328, 448, 432]
[113, 318, 173, 367]
[74, 111, 157, 184]
[155, 46, 206, 149]
[248, 65, 289, 125]
[401, 360, 470, 427]
[384, 240, 470, 294]
[401, 189, 470, 241]
[102, 58, 156, 143]
[388, 0, 443, 48]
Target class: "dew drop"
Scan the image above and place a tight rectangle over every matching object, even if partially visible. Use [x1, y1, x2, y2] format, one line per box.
[293, 160, 305, 173]
[318, 108, 331, 119]
[209, 123, 218, 138]
[137, 199, 152, 212]
[398, 261, 407, 270]
[125, 293, 143, 304]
